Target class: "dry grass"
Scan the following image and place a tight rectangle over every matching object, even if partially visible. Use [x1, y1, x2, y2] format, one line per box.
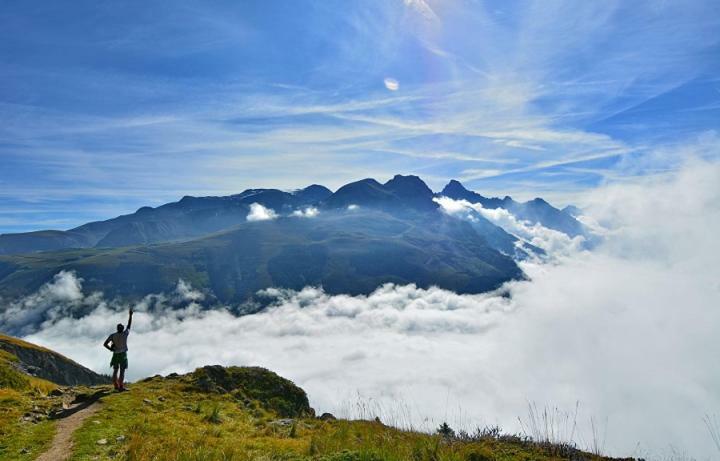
[0, 388, 57, 460]
[0, 334, 57, 354]
[0, 361, 632, 461]
[64, 376, 623, 461]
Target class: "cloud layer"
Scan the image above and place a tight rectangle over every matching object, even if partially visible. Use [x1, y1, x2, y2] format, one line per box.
[11, 159, 720, 458]
[434, 195, 588, 256]
[291, 207, 320, 218]
[246, 202, 277, 221]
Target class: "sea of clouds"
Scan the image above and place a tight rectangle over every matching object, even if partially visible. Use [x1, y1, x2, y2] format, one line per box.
[3, 159, 719, 459]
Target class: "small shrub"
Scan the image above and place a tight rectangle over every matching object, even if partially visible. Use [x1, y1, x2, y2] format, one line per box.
[204, 404, 222, 424]
[437, 422, 455, 439]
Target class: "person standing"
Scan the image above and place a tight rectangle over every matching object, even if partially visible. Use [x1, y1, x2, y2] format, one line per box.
[103, 308, 133, 391]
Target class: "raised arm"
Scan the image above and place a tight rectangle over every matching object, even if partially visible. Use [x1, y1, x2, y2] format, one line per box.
[127, 308, 134, 330]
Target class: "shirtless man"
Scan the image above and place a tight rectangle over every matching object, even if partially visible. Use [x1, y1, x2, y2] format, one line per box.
[103, 308, 133, 391]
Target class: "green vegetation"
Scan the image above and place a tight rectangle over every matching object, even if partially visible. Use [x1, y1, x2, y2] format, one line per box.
[64, 369, 625, 461]
[0, 333, 107, 386]
[191, 366, 314, 418]
[0, 348, 57, 394]
[0, 388, 56, 461]
[0, 209, 522, 303]
[0, 349, 58, 460]
[0, 335, 631, 461]
[0, 363, 632, 461]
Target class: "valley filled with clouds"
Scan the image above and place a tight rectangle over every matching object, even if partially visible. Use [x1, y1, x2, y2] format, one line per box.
[8, 157, 718, 459]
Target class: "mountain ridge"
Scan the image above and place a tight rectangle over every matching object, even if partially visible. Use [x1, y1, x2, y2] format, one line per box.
[0, 175, 586, 318]
[0, 175, 583, 255]
[439, 179, 585, 237]
[0, 207, 524, 321]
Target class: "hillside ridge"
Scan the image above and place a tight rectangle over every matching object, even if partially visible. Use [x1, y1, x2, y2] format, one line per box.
[0, 336, 638, 461]
[0, 334, 106, 387]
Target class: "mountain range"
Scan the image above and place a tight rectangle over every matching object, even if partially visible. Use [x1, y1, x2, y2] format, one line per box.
[0, 175, 586, 305]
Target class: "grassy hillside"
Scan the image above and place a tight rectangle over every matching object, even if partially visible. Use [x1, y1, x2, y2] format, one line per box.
[66, 373, 624, 461]
[0, 348, 57, 393]
[0, 346, 58, 458]
[0, 334, 107, 386]
[0, 362, 635, 461]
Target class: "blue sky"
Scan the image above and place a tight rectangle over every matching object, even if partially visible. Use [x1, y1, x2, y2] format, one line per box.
[1, 0, 719, 232]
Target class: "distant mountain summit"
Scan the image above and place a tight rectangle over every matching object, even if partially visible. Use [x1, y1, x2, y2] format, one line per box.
[323, 175, 437, 212]
[562, 204, 583, 218]
[293, 184, 333, 204]
[439, 179, 585, 237]
[440, 180, 509, 209]
[0, 175, 584, 256]
[323, 178, 393, 209]
[383, 174, 437, 209]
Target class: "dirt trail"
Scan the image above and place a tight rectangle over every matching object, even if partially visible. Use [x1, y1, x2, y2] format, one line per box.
[36, 401, 102, 461]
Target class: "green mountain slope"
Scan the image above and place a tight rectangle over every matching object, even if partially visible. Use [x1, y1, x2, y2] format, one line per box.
[0, 209, 523, 304]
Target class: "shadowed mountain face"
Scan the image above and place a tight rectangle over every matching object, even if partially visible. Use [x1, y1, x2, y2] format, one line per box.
[0, 208, 523, 303]
[0, 174, 585, 304]
[0, 185, 333, 255]
[440, 180, 586, 237]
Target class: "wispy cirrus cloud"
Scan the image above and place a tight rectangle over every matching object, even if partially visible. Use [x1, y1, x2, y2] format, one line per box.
[1, 0, 719, 231]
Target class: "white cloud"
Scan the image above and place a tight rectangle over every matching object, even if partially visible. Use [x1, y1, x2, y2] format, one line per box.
[403, 0, 439, 22]
[434, 196, 586, 256]
[383, 78, 399, 91]
[347, 204, 359, 211]
[175, 279, 205, 302]
[0, 271, 96, 336]
[11, 159, 720, 458]
[291, 207, 319, 218]
[246, 202, 277, 221]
